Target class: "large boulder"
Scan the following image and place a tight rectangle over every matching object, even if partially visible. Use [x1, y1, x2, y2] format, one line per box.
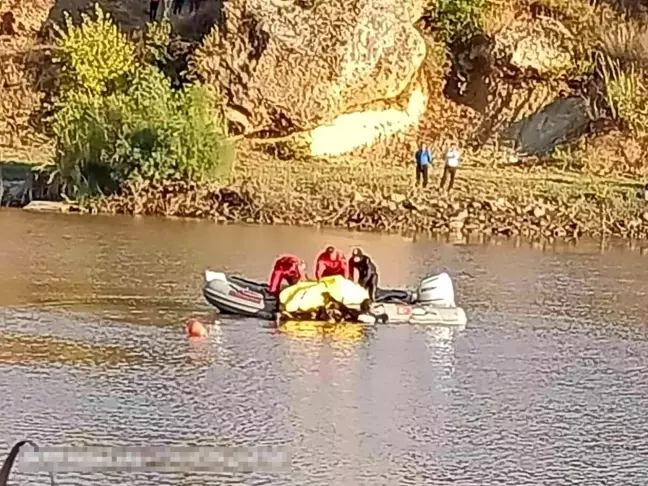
[487, 17, 590, 155]
[494, 17, 575, 76]
[501, 96, 591, 156]
[0, 0, 55, 156]
[193, 0, 427, 135]
[447, 13, 583, 150]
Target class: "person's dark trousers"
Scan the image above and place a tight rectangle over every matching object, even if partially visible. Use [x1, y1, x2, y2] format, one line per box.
[440, 165, 457, 191]
[149, 0, 159, 21]
[416, 163, 429, 188]
[360, 274, 378, 301]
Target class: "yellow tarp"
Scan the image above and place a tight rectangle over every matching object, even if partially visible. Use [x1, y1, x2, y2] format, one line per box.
[279, 275, 369, 314]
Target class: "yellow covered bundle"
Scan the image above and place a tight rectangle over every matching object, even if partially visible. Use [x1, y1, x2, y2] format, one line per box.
[279, 275, 369, 314]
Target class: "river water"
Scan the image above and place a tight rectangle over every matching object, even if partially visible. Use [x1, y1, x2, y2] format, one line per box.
[1, 209, 648, 486]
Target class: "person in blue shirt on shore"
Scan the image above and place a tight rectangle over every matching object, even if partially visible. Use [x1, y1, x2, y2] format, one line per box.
[415, 142, 433, 188]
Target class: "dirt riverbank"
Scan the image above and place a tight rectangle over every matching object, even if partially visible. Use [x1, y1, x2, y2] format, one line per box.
[3, 153, 648, 241]
[73, 154, 648, 242]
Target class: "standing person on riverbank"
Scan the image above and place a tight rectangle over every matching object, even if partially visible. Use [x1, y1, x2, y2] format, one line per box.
[440, 143, 460, 192]
[149, 0, 160, 21]
[172, 0, 185, 15]
[414, 142, 433, 188]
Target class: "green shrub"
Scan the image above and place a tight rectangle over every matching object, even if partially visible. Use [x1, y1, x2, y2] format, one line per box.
[143, 20, 172, 64]
[598, 55, 648, 136]
[53, 4, 136, 96]
[424, 0, 490, 45]
[50, 4, 232, 198]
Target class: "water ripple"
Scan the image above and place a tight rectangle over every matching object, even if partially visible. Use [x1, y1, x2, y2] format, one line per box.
[1, 212, 648, 485]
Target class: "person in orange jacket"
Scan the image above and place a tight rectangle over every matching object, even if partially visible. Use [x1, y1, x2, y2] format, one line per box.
[268, 255, 306, 297]
[314, 246, 349, 280]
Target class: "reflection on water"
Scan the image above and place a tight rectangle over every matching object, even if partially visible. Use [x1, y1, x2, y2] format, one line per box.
[0, 333, 137, 367]
[277, 320, 369, 345]
[1, 209, 648, 485]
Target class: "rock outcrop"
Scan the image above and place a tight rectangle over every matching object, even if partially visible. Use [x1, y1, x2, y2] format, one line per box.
[0, 0, 54, 158]
[502, 96, 591, 156]
[2, 0, 646, 172]
[308, 82, 428, 157]
[495, 17, 575, 77]
[449, 13, 589, 154]
[192, 0, 428, 135]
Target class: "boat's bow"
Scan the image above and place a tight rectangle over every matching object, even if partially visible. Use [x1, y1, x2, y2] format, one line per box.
[202, 270, 276, 319]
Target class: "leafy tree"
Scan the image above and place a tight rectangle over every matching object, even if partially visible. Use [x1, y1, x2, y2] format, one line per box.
[52, 3, 135, 96]
[50, 4, 231, 198]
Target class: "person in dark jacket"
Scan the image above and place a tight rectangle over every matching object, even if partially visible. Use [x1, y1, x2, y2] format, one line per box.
[349, 247, 379, 301]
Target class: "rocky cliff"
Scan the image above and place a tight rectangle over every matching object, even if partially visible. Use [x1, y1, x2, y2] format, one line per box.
[192, 0, 427, 134]
[2, 0, 648, 177]
[0, 0, 54, 160]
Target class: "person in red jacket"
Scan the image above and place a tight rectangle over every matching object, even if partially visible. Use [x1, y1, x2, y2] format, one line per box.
[268, 255, 306, 297]
[314, 246, 349, 280]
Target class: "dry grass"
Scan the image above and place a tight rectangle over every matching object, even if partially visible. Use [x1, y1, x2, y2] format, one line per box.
[596, 56, 648, 134]
[534, 0, 601, 19]
[231, 146, 643, 214]
[0, 144, 54, 165]
[549, 129, 648, 177]
[596, 17, 648, 67]
[480, 0, 524, 36]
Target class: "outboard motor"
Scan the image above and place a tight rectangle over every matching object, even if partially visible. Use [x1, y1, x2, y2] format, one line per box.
[417, 272, 455, 307]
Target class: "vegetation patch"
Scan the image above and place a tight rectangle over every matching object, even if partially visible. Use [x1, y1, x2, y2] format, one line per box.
[47, 4, 232, 199]
[423, 0, 491, 45]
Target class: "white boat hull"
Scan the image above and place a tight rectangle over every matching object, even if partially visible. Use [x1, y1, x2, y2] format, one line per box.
[366, 302, 467, 326]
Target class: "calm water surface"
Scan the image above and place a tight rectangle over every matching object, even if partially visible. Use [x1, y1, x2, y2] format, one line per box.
[1, 209, 648, 485]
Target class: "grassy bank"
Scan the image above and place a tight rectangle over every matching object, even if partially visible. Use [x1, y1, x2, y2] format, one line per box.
[4, 142, 648, 242]
[82, 152, 648, 241]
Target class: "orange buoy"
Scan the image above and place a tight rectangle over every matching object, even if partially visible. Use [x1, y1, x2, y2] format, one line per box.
[187, 318, 208, 338]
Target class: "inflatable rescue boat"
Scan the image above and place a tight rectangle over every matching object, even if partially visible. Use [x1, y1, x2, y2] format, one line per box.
[202, 270, 467, 326]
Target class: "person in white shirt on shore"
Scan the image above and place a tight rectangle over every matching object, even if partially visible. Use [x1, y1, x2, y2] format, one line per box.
[440, 144, 460, 191]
